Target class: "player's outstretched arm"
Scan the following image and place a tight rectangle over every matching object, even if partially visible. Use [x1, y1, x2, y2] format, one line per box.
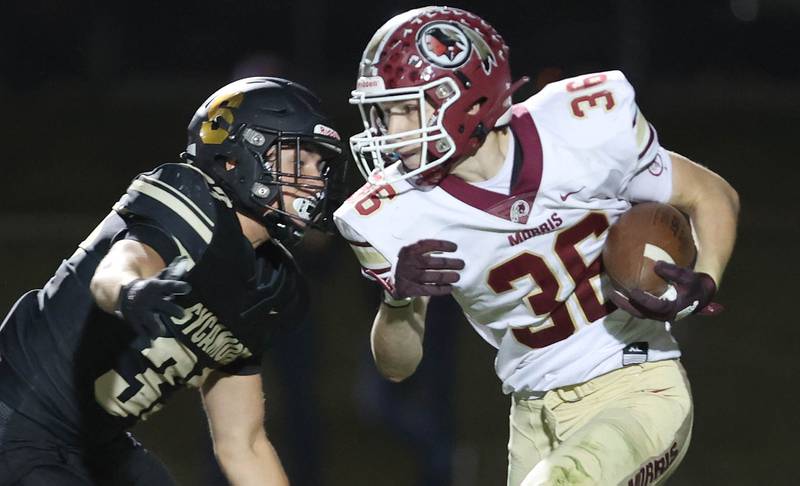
[90, 239, 167, 313]
[667, 151, 739, 286]
[91, 239, 192, 336]
[202, 371, 289, 486]
[372, 296, 429, 382]
[371, 239, 465, 382]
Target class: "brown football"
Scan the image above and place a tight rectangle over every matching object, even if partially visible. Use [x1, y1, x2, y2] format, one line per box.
[602, 202, 696, 296]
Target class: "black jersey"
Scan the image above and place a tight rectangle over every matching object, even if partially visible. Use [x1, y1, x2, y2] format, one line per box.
[0, 163, 307, 444]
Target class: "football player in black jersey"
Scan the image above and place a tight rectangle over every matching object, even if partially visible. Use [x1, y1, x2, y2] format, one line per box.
[0, 77, 346, 485]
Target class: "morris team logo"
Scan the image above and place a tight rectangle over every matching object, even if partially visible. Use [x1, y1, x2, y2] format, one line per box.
[417, 22, 471, 69]
[510, 199, 530, 223]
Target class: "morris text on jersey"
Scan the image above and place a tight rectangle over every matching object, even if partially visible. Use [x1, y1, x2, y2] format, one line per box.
[508, 213, 563, 246]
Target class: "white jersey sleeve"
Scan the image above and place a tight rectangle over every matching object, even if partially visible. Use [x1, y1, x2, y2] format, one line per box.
[623, 147, 673, 203]
[523, 70, 672, 201]
[333, 176, 407, 290]
[334, 214, 393, 286]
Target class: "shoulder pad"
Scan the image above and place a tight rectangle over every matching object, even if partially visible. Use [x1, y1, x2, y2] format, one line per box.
[334, 180, 409, 285]
[521, 70, 638, 148]
[334, 179, 409, 233]
[114, 163, 224, 262]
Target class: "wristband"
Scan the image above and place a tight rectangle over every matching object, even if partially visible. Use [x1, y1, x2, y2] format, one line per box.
[115, 279, 142, 319]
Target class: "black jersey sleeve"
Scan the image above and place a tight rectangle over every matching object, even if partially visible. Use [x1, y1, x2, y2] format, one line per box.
[120, 221, 180, 265]
[112, 163, 228, 263]
[217, 355, 262, 376]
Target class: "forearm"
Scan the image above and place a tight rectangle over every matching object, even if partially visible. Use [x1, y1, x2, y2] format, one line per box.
[371, 297, 428, 382]
[216, 433, 289, 486]
[668, 151, 740, 285]
[687, 191, 738, 285]
[89, 240, 166, 314]
[203, 372, 285, 486]
[90, 263, 140, 313]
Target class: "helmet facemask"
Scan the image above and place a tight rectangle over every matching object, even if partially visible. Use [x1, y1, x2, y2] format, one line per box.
[349, 77, 460, 187]
[188, 123, 345, 246]
[237, 128, 345, 245]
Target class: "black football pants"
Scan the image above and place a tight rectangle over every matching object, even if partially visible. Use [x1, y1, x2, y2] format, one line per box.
[0, 401, 175, 486]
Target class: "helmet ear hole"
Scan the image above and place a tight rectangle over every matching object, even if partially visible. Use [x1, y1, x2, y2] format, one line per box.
[469, 97, 488, 114]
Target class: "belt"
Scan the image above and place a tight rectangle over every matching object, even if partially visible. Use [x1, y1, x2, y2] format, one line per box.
[554, 380, 600, 402]
[512, 362, 662, 403]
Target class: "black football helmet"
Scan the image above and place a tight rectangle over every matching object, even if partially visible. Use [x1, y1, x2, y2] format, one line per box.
[183, 77, 347, 245]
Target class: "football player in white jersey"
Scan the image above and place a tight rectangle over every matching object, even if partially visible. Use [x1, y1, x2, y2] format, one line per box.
[333, 6, 739, 486]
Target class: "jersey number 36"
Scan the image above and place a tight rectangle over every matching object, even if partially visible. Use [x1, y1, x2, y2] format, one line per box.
[487, 213, 615, 349]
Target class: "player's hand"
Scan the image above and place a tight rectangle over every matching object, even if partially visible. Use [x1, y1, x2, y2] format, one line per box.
[615, 261, 723, 322]
[117, 257, 192, 337]
[392, 239, 465, 299]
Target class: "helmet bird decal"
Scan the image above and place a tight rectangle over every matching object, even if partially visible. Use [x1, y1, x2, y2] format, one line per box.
[418, 23, 470, 68]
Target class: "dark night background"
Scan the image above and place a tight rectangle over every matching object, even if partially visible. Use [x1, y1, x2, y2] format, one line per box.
[1, 1, 798, 485]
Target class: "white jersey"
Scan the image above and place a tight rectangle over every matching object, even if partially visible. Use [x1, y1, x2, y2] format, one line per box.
[335, 70, 678, 395]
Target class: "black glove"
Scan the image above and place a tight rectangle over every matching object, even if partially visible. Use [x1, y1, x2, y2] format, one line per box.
[610, 261, 723, 322]
[117, 257, 192, 337]
[392, 239, 465, 299]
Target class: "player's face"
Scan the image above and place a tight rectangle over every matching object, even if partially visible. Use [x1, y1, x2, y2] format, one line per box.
[265, 144, 325, 226]
[373, 100, 434, 171]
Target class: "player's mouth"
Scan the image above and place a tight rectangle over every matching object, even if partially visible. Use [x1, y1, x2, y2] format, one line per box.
[395, 147, 423, 171]
[382, 144, 420, 162]
[397, 147, 420, 158]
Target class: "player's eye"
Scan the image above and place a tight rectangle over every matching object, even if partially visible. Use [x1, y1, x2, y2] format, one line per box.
[263, 147, 278, 168]
[387, 102, 418, 116]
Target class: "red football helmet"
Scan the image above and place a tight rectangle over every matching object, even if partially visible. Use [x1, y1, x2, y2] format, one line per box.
[349, 6, 526, 186]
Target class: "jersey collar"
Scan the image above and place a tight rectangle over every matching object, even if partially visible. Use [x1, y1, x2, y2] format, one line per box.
[439, 105, 544, 224]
